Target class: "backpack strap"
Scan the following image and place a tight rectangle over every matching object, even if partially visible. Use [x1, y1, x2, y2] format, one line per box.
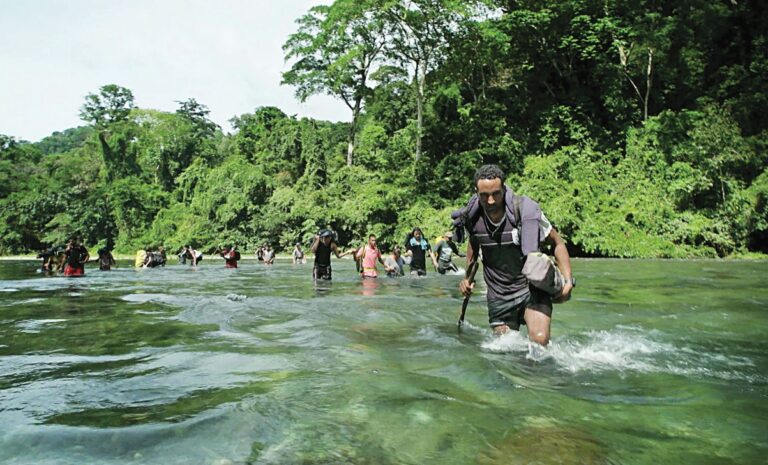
[451, 185, 538, 250]
[506, 189, 522, 229]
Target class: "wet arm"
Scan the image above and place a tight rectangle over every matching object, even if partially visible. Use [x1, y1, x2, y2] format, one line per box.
[459, 240, 477, 297]
[331, 243, 343, 259]
[310, 236, 320, 253]
[450, 241, 464, 257]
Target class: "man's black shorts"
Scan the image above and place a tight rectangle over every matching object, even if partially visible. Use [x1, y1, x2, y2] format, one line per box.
[487, 287, 552, 329]
[313, 265, 332, 280]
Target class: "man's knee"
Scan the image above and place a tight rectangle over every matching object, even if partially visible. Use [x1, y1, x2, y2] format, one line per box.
[524, 308, 551, 346]
[529, 331, 549, 346]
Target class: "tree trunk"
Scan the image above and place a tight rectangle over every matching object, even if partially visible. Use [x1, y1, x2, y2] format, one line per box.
[643, 48, 654, 121]
[415, 59, 426, 162]
[346, 131, 354, 167]
[98, 132, 114, 182]
[347, 100, 360, 166]
[617, 43, 654, 121]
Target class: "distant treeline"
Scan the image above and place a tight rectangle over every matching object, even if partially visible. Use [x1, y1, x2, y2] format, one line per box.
[1, 0, 766, 257]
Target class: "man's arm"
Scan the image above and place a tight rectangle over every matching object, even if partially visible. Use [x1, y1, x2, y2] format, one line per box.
[377, 252, 393, 271]
[428, 247, 439, 269]
[331, 243, 343, 259]
[545, 228, 573, 302]
[310, 235, 320, 253]
[449, 241, 464, 257]
[459, 240, 477, 297]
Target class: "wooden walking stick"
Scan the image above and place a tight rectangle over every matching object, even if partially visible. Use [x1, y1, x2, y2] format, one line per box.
[457, 257, 480, 329]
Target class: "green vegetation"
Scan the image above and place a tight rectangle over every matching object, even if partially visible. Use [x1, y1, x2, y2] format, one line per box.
[1, 0, 766, 258]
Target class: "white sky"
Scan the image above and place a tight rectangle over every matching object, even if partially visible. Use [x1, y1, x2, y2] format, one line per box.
[0, 0, 349, 142]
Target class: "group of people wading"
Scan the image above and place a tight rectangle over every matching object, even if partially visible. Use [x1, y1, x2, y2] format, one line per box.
[461, 164, 573, 344]
[309, 227, 463, 280]
[38, 237, 122, 275]
[35, 165, 573, 344]
[309, 165, 574, 344]
[37, 237, 95, 276]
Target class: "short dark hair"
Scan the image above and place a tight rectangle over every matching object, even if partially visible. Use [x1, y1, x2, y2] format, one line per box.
[473, 164, 506, 188]
[369, 234, 376, 240]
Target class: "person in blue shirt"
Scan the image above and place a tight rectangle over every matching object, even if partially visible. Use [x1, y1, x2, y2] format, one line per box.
[404, 227, 438, 276]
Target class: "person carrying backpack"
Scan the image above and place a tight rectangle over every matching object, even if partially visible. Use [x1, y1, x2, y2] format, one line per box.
[219, 244, 241, 268]
[456, 164, 574, 345]
[356, 234, 393, 278]
[61, 237, 90, 277]
[310, 229, 343, 280]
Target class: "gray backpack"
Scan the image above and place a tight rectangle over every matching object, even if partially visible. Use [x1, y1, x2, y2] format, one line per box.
[521, 252, 569, 300]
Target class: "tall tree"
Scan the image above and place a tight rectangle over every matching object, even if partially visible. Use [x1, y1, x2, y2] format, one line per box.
[79, 84, 139, 181]
[176, 98, 219, 139]
[283, 0, 386, 166]
[379, 0, 470, 161]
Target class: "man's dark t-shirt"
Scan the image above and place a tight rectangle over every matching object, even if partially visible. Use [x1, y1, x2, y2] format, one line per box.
[314, 241, 333, 267]
[65, 246, 88, 269]
[470, 214, 529, 302]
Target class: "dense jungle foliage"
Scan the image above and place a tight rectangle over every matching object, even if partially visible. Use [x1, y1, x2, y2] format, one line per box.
[1, 0, 766, 258]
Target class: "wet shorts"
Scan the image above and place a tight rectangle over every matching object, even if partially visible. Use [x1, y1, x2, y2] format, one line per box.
[63, 264, 85, 277]
[487, 287, 552, 329]
[313, 265, 332, 280]
[437, 262, 458, 275]
[410, 267, 427, 277]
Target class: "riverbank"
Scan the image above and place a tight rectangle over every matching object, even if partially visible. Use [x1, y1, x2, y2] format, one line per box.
[3, 253, 765, 261]
[0, 254, 353, 261]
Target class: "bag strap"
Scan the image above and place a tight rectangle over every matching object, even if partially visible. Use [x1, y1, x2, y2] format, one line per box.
[511, 193, 522, 229]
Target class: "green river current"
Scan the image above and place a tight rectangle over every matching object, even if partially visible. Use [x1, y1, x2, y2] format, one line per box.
[0, 258, 766, 464]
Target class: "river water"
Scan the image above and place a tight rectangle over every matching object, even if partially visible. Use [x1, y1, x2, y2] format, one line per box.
[0, 258, 766, 464]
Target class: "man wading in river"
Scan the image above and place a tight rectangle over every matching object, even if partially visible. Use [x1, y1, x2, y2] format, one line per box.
[310, 229, 343, 280]
[356, 234, 393, 278]
[458, 165, 574, 345]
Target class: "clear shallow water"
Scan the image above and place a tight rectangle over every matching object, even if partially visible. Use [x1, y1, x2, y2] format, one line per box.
[0, 258, 766, 465]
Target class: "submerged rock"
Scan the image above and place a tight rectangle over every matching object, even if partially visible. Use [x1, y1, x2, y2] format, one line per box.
[477, 416, 609, 465]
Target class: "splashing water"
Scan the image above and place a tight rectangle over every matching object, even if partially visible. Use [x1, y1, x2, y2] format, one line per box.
[481, 325, 765, 384]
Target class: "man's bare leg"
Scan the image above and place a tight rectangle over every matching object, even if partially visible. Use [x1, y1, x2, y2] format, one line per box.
[524, 308, 551, 346]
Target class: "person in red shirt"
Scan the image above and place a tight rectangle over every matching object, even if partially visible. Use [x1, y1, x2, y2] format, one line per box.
[60, 237, 90, 277]
[355, 234, 393, 278]
[219, 244, 241, 268]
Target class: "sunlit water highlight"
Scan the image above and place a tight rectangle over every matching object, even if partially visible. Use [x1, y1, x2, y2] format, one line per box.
[0, 258, 766, 464]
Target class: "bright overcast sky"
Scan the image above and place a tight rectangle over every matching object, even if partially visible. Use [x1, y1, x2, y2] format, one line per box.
[0, 0, 348, 142]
